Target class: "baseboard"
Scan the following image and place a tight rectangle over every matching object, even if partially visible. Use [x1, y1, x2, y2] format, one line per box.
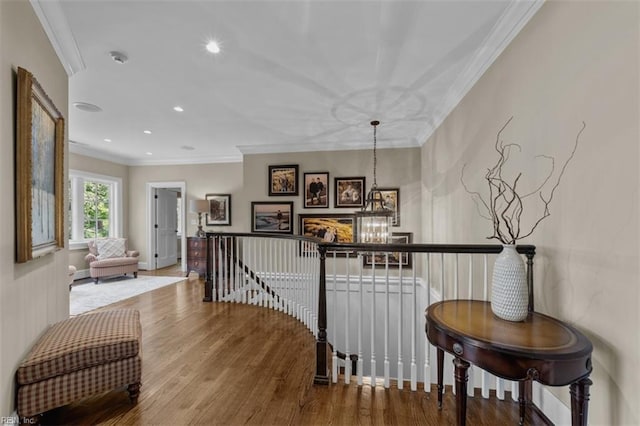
[532, 382, 571, 425]
[138, 262, 148, 271]
[73, 268, 90, 280]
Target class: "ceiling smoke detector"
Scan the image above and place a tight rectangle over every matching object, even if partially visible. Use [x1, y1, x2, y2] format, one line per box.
[109, 51, 128, 64]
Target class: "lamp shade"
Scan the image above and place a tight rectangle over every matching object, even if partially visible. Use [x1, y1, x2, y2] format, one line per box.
[189, 199, 209, 214]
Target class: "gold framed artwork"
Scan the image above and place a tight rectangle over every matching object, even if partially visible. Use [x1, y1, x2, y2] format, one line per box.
[16, 67, 65, 263]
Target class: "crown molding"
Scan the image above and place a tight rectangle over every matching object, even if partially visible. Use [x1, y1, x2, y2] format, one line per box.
[236, 138, 420, 156]
[30, 0, 85, 76]
[69, 141, 242, 166]
[69, 141, 133, 165]
[417, 0, 544, 145]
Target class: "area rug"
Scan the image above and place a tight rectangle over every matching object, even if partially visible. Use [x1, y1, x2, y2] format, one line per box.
[70, 275, 185, 315]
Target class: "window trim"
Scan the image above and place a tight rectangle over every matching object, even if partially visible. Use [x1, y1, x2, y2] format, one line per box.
[69, 169, 123, 250]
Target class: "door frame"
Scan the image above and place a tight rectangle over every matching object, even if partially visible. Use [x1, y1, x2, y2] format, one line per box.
[146, 181, 187, 272]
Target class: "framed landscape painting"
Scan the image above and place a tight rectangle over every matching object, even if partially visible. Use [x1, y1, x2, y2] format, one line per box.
[269, 164, 298, 196]
[251, 201, 293, 234]
[363, 232, 413, 268]
[334, 176, 365, 208]
[378, 187, 400, 226]
[16, 67, 65, 263]
[303, 172, 329, 208]
[205, 193, 231, 226]
[299, 213, 356, 256]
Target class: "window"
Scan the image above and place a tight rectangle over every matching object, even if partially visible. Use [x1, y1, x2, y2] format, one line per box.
[69, 170, 122, 249]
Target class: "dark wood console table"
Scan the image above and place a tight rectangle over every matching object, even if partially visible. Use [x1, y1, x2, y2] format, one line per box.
[425, 300, 593, 426]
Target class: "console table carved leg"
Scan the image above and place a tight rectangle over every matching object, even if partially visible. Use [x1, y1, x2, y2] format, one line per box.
[570, 377, 592, 426]
[518, 381, 526, 425]
[437, 348, 444, 409]
[453, 357, 470, 426]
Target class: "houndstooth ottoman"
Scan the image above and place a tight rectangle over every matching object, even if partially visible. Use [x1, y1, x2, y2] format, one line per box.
[16, 309, 142, 424]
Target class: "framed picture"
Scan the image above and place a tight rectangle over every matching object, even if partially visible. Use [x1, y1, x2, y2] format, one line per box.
[205, 193, 231, 226]
[334, 176, 366, 208]
[363, 232, 413, 268]
[378, 187, 400, 226]
[303, 172, 329, 208]
[15, 67, 65, 263]
[269, 164, 298, 196]
[251, 201, 294, 234]
[299, 213, 356, 256]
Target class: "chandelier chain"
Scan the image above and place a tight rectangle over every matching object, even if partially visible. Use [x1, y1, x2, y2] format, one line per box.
[372, 121, 378, 187]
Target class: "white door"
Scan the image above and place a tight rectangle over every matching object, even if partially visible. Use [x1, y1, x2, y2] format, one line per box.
[155, 188, 178, 269]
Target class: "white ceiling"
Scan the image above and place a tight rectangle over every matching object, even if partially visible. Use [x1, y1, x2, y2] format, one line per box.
[34, 0, 542, 166]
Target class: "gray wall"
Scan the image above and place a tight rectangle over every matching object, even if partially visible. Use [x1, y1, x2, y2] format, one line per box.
[0, 0, 70, 416]
[421, 1, 639, 423]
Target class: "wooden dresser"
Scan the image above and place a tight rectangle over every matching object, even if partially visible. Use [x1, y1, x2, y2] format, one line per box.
[186, 237, 207, 278]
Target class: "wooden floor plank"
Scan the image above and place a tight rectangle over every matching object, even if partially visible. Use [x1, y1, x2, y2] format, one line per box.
[46, 268, 550, 425]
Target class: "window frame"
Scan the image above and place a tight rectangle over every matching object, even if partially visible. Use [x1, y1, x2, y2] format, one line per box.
[69, 169, 123, 250]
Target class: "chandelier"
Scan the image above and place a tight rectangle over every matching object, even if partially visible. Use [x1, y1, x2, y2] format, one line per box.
[355, 120, 392, 244]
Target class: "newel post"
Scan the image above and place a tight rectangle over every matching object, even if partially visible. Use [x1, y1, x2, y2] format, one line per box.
[525, 249, 535, 312]
[314, 244, 330, 384]
[203, 234, 213, 302]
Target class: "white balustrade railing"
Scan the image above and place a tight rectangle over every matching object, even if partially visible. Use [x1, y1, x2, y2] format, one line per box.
[204, 233, 535, 402]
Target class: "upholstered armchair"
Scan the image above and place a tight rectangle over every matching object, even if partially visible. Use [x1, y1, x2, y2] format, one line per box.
[85, 238, 139, 284]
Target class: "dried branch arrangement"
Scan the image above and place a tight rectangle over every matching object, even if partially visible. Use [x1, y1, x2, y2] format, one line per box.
[461, 118, 586, 245]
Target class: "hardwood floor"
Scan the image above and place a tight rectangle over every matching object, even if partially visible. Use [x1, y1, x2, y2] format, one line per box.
[52, 266, 550, 425]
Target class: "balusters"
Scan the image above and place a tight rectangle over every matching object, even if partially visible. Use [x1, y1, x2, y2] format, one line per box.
[384, 254, 390, 389]
[397, 258, 403, 390]
[370, 254, 377, 385]
[344, 252, 351, 384]
[482, 253, 490, 399]
[421, 253, 429, 392]
[332, 250, 338, 383]
[357, 259, 364, 386]
[497, 378, 505, 400]
[468, 254, 473, 298]
[454, 253, 459, 299]
[203, 234, 536, 399]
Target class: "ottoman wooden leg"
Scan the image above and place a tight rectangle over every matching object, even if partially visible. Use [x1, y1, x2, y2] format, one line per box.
[127, 382, 141, 403]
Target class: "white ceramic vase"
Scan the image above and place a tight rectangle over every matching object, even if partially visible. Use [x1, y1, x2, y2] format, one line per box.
[491, 244, 528, 322]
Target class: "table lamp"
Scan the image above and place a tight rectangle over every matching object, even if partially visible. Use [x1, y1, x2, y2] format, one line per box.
[189, 199, 209, 237]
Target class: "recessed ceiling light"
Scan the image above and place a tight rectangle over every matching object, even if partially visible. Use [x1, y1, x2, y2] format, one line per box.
[104, 138, 112, 142]
[145, 152, 153, 156]
[181, 145, 195, 151]
[73, 102, 102, 112]
[173, 106, 184, 112]
[143, 130, 152, 134]
[206, 40, 221, 54]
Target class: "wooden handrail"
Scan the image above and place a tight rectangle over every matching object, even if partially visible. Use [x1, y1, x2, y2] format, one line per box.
[204, 232, 536, 388]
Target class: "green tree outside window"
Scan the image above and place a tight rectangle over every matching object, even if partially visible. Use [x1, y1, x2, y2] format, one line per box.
[83, 182, 110, 239]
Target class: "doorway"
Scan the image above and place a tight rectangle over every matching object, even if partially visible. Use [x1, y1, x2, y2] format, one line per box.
[146, 182, 186, 272]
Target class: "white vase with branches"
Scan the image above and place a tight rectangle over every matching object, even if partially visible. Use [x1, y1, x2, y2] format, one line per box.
[462, 118, 586, 321]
